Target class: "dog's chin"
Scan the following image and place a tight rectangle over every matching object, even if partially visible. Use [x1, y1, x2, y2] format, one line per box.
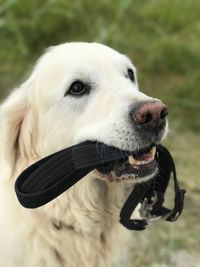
[96, 143, 159, 184]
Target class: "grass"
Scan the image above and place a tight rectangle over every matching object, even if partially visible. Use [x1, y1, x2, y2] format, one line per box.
[0, 0, 200, 266]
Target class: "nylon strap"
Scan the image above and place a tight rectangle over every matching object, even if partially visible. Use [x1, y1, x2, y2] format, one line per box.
[119, 145, 186, 230]
[15, 142, 129, 209]
[15, 142, 185, 230]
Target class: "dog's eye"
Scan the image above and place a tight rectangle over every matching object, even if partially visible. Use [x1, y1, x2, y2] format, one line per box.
[127, 69, 135, 82]
[66, 81, 88, 96]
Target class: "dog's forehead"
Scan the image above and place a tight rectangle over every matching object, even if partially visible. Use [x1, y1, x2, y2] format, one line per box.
[37, 42, 135, 74]
[29, 43, 138, 108]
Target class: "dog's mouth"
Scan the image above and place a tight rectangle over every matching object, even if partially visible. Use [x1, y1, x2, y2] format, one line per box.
[96, 144, 158, 183]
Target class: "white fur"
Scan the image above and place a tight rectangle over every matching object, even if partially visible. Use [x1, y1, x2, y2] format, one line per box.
[0, 42, 168, 267]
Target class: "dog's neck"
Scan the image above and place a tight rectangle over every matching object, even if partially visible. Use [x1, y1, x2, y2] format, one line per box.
[40, 172, 130, 238]
[13, 150, 131, 235]
[13, 154, 129, 233]
[8, 156, 131, 266]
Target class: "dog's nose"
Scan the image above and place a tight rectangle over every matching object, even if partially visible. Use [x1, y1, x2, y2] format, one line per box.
[131, 101, 168, 129]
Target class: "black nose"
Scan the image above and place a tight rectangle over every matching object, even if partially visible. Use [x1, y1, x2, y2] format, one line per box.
[131, 101, 168, 129]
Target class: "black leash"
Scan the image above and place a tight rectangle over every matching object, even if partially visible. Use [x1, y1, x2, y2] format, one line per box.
[15, 142, 129, 209]
[119, 145, 186, 230]
[15, 142, 185, 230]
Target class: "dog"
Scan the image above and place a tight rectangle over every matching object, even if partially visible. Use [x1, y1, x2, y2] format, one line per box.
[0, 42, 168, 267]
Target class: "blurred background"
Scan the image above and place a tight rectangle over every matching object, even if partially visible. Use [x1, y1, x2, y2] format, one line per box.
[0, 0, 199, 266]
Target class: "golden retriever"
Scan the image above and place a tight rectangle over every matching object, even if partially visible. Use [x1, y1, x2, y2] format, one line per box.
[0, 42, 168, 267]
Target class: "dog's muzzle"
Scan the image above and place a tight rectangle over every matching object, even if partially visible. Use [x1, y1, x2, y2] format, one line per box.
[96, 143, 157, 182]
[15, 142, 185, 231]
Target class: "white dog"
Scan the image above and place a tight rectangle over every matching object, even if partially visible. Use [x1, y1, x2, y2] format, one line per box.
[0, 42, 168, 267]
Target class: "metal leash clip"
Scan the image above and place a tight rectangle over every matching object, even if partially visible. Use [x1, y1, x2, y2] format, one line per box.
[139, 191, 162, 224]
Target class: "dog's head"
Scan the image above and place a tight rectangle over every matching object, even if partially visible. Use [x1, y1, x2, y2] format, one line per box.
[0, 42, 168, 184]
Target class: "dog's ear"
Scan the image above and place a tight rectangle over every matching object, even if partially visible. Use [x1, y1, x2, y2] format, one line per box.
[0, 85, 34, 180]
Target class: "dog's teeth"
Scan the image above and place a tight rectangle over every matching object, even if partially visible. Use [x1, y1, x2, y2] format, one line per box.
[128, 146, 156, 166]
[150, 146, 156, 157]
[128, 156, 137, 165]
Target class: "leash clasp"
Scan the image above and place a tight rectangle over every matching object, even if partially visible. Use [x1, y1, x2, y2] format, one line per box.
[139, 191, 163, 224]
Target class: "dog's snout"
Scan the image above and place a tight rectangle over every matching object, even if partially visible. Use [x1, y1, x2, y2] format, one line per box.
[131, 101, 168, 129]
